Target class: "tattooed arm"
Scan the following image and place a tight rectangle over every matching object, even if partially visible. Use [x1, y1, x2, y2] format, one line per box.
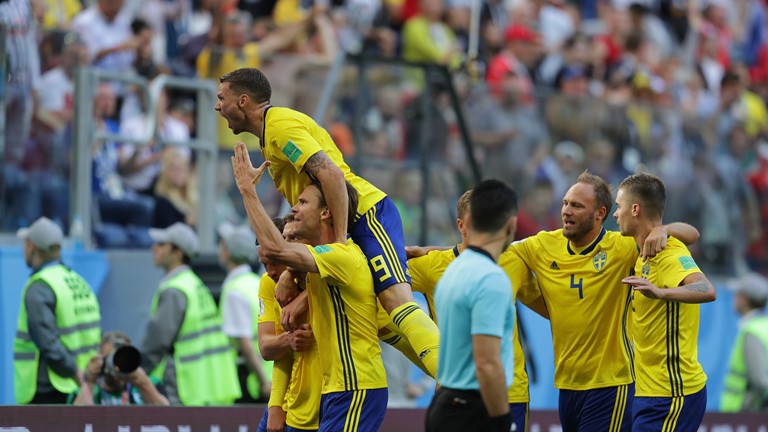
[303, 151, 349, 243]
[622, 273, 716, 304]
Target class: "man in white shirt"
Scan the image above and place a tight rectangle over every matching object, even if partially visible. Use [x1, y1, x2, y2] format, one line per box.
[218, 222, 272, 403]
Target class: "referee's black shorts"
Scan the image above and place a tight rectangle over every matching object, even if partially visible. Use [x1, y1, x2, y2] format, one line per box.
[425, 387, 512, 432]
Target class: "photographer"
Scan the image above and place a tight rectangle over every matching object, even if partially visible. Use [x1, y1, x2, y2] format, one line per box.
[71, 332, 169, 406]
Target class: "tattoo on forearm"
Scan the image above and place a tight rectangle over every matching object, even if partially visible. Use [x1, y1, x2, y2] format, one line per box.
[304, 151, 331, 176]
[685, 282, 709, 293]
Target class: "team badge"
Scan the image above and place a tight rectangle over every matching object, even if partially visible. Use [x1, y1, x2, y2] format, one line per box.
[593, 250, 607, 272]
[641, 262, 650, 278]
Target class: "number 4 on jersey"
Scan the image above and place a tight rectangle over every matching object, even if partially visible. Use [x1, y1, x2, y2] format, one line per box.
[570, 275, 584, 299]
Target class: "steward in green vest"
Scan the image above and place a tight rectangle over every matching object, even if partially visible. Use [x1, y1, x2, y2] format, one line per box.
[218, 222, 273, 403]
[142, 223, 241, 405]
[721, 272, 768, 412]
[13, 217, 101, 404]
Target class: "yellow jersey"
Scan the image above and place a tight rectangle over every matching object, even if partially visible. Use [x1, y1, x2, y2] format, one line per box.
[408, 245, 460, 322]
[510, 228, 637, 390]
[196, 45, 261, 150]
[408, 244, 532, 403]
[257, 276, 321, 429]
[261, 107, 386, 215]
[633, 237, 706, 397]
[306, 240, 387, 393]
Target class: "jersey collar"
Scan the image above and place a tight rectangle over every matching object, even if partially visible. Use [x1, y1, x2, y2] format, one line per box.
[567, 227, 606, 256]
[452, 244, 460, 257]
[260, 105, 272, 149]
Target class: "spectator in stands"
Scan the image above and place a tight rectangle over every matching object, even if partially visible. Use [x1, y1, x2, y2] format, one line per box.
[401, 0, 462, 90]
[217, 222, 272, 404]
[91, 84, 154, 248]
[71, 331, 170, 405]
[13, 217, 101, 404]
[152, 148, 198, 228]
[141, 222, 241, 405]
[118, 87, 191, 197]
[70, 0, 137, 75]
[1, 0, 42, 230]
[721, 272, 768, 412]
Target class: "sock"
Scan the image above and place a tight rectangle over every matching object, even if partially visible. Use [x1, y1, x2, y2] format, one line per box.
[380, 330, 431, 377]
[390, 302, 440, 379]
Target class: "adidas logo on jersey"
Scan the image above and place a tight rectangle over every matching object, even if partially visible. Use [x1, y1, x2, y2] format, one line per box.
[550, 261, 560, 270]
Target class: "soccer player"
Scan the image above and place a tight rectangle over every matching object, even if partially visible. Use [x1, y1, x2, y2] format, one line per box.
[257, 215, 321, 432]
[409, 189, 542, 432]
[506, 170, 700, 431]
[614, 173, 715, 431]
[215, 68, 440, 377]
[232, 145, 387, 431]
[426, 180, 518, 432]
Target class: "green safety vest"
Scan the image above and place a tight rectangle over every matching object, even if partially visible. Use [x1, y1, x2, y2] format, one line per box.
[13, 264, 102, 403]
[220, 271, 273, 398]
[720, 315, 768, 412]
[149, 269, 241, 405]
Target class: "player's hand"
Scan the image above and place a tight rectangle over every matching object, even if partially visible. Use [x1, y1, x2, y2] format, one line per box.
[622, 276, 665, 300]
[267, 406, 287, 432]
[232, 142, 270, 191]
[642, 226, 668, 261]
[281, 294, 308, 331]
[275, 270, 300, 307]
[289, 324, 314, 352]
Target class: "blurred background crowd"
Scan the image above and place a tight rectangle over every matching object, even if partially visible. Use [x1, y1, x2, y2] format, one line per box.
[1, 0, 768, 410]
[2, 0, 768, 278]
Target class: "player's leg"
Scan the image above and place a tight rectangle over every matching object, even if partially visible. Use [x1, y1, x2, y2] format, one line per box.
[317, 389, 387, 432]
[577, 383, 634, 432]
[351, 197, 440, 378]
[377, 303, 431, 376]
[509, 402, 529, 432]
[558, 389, 584, 432]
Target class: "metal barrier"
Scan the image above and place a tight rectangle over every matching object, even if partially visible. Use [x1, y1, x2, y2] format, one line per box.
[71, 69, 219, 252]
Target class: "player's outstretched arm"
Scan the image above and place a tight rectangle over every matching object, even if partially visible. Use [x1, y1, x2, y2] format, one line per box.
[303, 151, 348, 244]
[641, 223, 700, 260]
[232, 143, 319, 274]
[622, 273, 716, 303]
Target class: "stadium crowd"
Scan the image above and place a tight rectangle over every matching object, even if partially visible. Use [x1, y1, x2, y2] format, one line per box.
[4, 0, 768, 428]
[0, 0, 766, 276]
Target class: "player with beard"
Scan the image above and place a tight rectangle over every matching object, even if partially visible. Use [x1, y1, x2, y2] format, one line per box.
[504, 171, 700, 432]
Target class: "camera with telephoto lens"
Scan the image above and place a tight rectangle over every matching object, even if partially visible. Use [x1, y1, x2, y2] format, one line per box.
[101, 345, 141, 377]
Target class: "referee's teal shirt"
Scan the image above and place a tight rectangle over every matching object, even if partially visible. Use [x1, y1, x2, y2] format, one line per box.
[434, 247, 516, 389]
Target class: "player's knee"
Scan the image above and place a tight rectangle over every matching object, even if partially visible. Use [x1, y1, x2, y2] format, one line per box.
[377, 283, 415, 312]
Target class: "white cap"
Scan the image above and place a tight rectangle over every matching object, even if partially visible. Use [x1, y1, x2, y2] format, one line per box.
[17, 217, 64, 250]
[149, 223, 200, 258]
[733, 272, 768, 304]
[218, 222, 258, 262]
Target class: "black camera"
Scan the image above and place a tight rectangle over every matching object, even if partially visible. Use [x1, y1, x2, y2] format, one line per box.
[102, 345, 141, 377]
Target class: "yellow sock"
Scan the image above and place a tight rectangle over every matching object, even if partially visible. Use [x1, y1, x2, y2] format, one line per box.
[390, 302, 440, 379]
[380, 330, 431, 377]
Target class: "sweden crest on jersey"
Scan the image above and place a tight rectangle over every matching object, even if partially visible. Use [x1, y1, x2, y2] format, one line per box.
[593, 250, 608, 272]
[641, 261, 650, 278]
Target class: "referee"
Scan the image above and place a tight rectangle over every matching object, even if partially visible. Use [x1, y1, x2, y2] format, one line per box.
[426, 179, 518, 432]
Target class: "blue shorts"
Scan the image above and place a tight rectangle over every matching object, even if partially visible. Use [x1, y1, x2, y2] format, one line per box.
[559, 383, 634, 432]
[319, 388, 387, 432]
[632, 385, 706, 432]
[256, 408, 316, 432]
[350, 197, 411, 294]
[510, 402, 529, 432]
